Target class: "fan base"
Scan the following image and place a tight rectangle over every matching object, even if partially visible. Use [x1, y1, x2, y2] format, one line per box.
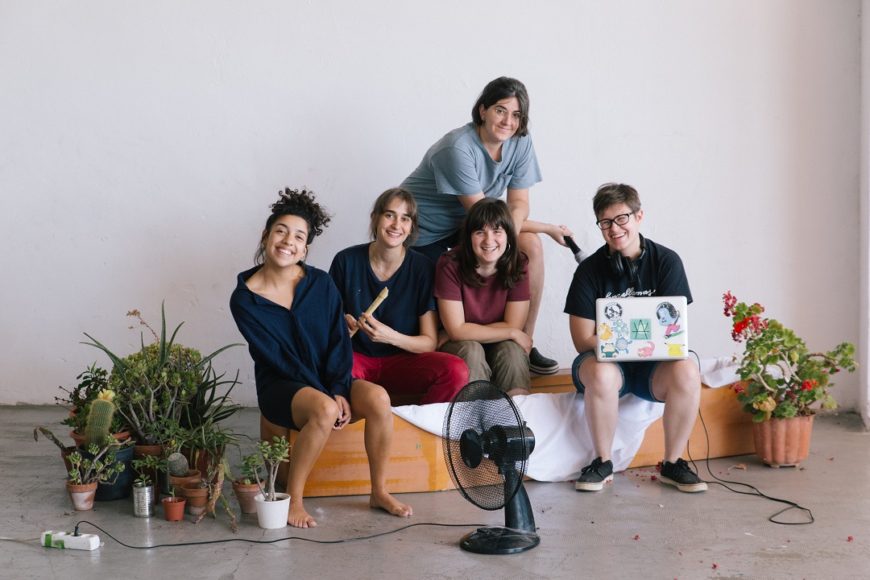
[460, 526, 540, 555]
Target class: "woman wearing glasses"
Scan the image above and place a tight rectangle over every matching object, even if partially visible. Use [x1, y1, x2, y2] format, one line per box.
[563, 182, 705, 494]
[400, 76, 572, 376]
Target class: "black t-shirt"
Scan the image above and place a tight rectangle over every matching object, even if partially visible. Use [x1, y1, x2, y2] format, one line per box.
[564, 236, 692, 321]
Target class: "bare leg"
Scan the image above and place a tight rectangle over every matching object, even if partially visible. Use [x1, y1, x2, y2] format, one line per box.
[286, 388, 340, 528]
[651, 360, 702, 462]
[518, 232, 544, 338]
[578, 358, 622, 462]
[350, 379, 413, 518]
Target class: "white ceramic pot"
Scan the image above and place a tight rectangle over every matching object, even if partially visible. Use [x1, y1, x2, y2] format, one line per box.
[254, 492, 290, 529]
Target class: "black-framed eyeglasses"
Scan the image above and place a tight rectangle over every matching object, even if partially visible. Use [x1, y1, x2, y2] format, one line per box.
[596, 212, 634, 230]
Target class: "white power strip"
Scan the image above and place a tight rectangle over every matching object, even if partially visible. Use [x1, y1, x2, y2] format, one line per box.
[41, 531, 101, 551]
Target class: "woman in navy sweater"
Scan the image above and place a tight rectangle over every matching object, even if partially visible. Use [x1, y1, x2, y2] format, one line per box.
[230, 188, 412, 528]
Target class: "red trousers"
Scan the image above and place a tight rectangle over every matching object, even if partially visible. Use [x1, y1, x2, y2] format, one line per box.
[352, 351, 468, 405]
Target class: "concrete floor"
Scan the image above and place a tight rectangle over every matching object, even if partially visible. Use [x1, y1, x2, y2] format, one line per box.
[2, 406, 869, 580]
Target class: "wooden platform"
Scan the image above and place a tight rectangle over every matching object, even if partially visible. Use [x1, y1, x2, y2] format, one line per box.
[260, 372, 754, 497]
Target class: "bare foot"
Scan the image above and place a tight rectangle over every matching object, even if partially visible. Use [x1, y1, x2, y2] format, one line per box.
[369, 490, 413, 518]
[288, 499, 317, 528]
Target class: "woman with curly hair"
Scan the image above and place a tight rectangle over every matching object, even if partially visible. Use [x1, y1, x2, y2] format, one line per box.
[435, 198, 532, 396]
[230, 188, 412, 528]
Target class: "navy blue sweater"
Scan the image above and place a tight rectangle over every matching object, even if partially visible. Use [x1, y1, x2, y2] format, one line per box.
[230, 264, 352, 400]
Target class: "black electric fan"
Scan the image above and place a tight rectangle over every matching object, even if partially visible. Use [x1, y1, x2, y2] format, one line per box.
[442, 380, 540, 554]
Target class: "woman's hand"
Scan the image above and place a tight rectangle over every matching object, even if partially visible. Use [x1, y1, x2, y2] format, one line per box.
[343, 313, 359, 336]
[548, 224, 574, 246]
[510, 328, 533, 354]
[357, 313, 397, 345]
[333, 395, 352, 430]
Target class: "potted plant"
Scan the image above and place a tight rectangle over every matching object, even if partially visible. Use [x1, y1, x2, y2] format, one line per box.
[723, 291, 857, 466]
[55, 363, 129, 446]
[183, 422, 239, 531]
[161, 487, 187, 522]
[246, 436, 291, 529]
[65, 438, 127, 511]
[131, 453, 165, 508]
[82, 304, 241, 447]
[131, 461, 157, 517]
[232, 452, 264, 515]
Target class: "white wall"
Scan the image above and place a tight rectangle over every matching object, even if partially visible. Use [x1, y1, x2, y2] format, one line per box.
[861, 0, 870, 428]
[0, 1, 862, 409]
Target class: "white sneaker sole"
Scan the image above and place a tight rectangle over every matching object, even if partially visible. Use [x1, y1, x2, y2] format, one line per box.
[575, 474, 613, 492]
[659, 476, 708, 493]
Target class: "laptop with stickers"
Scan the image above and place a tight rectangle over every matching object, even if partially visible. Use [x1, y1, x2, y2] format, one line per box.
[594, 296, 689, 362]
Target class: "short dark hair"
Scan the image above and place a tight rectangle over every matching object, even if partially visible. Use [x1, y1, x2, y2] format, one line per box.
[454, 198, 526, 289]
[254, 187, 331, 265]
[592, 183, 642, 219]
[368, 187, 418, 247]
[471, 77, 530, 137]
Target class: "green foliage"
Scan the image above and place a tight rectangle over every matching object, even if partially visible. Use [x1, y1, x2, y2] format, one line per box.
[242, 436, 290, 502]
[131, 454, 165, 486]
[723, 291, 857, 422]
[57, 364, 126, 434]
[67, 438, 128, 485]
[82, 303, 241, 445]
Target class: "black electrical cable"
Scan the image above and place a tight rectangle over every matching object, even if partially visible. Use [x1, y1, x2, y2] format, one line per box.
[687, 410, 814, 525]
[685, 352, 814, 526]
[74, 520, 487, 550]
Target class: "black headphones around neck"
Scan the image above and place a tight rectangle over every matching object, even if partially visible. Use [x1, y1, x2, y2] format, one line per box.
[609, 237, 647, 284]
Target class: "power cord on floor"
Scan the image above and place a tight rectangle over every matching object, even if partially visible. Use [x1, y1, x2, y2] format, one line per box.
[685, 351, 813, 525]
[74, 520, 487, 550]
[687, 409, 814, 525]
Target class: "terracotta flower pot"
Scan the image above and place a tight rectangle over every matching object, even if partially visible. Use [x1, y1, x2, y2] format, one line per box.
[752, 415, 815, 467]
[162, 496, 186, 521]
[169, 469, 202, 495]
[232, 481, 261, 515]
[180, 484, 209, 516]
[66, 481, 98, 511]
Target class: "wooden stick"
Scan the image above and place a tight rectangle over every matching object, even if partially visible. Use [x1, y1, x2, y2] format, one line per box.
[349, 287, 389, 337]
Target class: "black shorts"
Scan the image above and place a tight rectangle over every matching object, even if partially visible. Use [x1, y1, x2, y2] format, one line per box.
[257, 377, 314, 431]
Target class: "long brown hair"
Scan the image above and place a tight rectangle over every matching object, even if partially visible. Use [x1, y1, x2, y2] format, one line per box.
[453, 198, 526, 288]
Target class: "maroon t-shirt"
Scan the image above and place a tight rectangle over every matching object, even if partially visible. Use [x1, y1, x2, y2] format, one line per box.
[434, 254, 530, 324]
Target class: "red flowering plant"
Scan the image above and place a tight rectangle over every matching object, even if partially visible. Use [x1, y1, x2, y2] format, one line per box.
[723, 291, 856, 422]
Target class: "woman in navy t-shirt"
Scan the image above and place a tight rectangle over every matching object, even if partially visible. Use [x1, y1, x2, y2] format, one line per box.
[329, 188, 468, 405]
[230, 188, 413, 528]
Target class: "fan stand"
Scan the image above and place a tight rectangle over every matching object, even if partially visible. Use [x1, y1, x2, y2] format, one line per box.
[460, 467, 541, 555]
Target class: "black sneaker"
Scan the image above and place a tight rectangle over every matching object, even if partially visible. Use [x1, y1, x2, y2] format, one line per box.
[529, 347, 559, 375]
[575, 457, 613, 491]
[659, 459, 708, 493]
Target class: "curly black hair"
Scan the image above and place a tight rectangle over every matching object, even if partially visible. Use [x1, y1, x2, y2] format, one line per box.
[254, 187, 332, 265]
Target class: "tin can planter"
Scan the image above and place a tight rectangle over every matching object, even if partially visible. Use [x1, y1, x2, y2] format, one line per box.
[752, 415, 815, 467]
[232, 481, 261, 515]
[133, 482, 154, 517]
[66, 481, 98, 511]
[181, 484, 209, 516]
[162, 496, 187, 522]
[254, 493, 290, 529]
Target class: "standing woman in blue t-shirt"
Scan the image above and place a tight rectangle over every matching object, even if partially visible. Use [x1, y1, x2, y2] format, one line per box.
[401, 76, 572, 376]
[329, 187, 468, 405]
[435, 198, 532, 396]
[230, 188, 413, 528]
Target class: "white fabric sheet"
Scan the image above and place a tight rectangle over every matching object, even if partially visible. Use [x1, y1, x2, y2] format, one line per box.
[391, 357, 737, 482]
[393, 392, 663, 482]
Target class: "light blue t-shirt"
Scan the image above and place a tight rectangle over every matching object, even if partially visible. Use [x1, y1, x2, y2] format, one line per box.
[400, 123, 542, 246]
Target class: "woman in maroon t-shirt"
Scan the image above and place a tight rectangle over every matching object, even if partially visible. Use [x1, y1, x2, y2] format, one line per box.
[434, 198, 532, 395]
